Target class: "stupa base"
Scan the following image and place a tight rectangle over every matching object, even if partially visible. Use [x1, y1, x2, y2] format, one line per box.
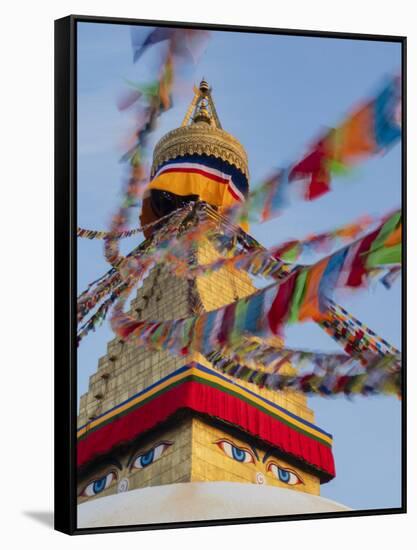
[77, 481, 350, 528]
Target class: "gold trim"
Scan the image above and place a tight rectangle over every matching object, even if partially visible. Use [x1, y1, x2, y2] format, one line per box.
[181, 85, 200, 127]
[151, 124, 249, 179]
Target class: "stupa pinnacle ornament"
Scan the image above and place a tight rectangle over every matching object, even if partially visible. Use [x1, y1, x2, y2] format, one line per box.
[151, 79, 248, 177]
[193, 98, 211, 125]
[181, 78, 221, 127]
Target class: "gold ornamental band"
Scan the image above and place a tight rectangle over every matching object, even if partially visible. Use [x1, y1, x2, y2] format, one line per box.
[151, 123, 249, 179]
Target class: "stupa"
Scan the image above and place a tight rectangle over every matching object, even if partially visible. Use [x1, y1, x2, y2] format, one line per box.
[77, 80, 348, 527]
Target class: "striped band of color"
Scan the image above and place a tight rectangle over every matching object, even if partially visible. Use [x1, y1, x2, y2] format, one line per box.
[78, 364, 332, 445]
[153, 162, 245, 202]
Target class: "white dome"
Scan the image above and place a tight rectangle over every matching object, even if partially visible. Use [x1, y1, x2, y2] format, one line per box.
[78, 482, 350, 528]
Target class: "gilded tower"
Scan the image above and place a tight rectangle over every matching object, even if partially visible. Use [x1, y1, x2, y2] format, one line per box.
[77, 81, 342, 523]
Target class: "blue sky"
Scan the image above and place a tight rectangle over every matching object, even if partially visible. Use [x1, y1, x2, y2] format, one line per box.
[77, 21, 402, 511]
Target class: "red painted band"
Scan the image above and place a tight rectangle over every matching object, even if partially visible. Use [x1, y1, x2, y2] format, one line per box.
[77, 380, 335, 480]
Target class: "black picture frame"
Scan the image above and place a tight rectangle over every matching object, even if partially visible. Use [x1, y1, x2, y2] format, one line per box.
[54, 14, 406, 535]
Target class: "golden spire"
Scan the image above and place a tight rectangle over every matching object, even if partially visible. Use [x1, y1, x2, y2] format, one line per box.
[181, 79, 223, 129]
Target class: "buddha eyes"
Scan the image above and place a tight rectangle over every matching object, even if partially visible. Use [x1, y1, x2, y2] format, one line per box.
[215, 439, 255, 464]
[80, 471, 117, 497]
[267, 463, 303, 485]
[79, 442, 173, 498]
[131, 441, 172, 469]
[215, 440, 303, 485]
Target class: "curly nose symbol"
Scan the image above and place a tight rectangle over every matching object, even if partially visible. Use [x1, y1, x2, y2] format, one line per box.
[256, 472, 265, 485]
[118, 478, 129, 493]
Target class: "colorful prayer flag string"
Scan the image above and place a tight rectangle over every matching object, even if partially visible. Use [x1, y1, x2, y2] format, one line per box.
[319, 299, 401, 359]
[206, 350, 401, 397]
[102, 28, 209, 275]
[77, 204, 188, 240]
[107, 210, 401, 364]
[228, 75, 401, 227]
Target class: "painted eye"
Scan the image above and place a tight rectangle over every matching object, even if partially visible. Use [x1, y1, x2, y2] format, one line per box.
[131, 441, 172, 469]
[215, 439, 255, 464]
[267, 463, 303, 485]
[81, 471, 116, 497]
